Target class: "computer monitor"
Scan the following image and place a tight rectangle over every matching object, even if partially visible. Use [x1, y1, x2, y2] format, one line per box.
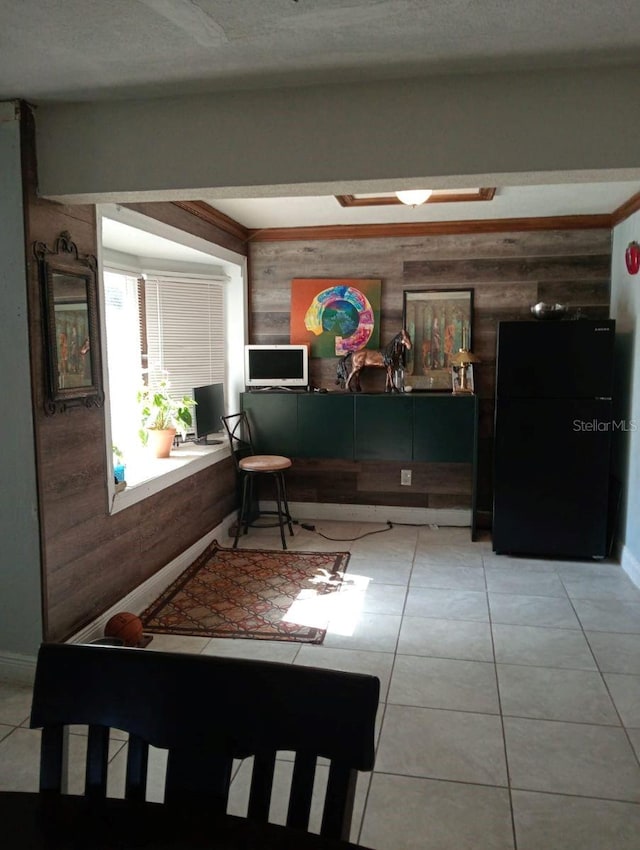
[193, 382, 225, 445]
[244, 344, 309, 388]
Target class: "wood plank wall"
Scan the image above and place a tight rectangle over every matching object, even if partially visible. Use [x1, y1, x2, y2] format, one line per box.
[248, 229, 611, 520]
[21, 108, 238, 642]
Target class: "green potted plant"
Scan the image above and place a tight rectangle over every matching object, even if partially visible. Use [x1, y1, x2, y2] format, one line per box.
[137, 372, 195, 458]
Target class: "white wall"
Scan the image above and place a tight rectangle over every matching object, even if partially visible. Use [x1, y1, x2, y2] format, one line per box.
[35, 66, 640, 203]
[0, 102, 43, 675]
[610, 210, 640, 583]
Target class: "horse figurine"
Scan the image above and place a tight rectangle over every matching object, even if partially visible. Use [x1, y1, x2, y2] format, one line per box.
[335, 352, 360, 392]
[336, 329, 412, 393]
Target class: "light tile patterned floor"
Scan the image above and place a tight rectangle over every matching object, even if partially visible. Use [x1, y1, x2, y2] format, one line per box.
[2, 521, 640, 849]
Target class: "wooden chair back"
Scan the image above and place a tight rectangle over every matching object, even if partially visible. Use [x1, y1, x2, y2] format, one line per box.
[30, 643, 379, 841]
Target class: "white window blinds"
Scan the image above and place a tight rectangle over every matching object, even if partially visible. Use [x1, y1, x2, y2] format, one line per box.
[104, 271, 143, 458]
[144, 275, 226, 401]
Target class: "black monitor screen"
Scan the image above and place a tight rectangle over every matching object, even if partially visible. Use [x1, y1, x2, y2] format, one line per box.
[250, 349, 303, 379]
[193, 383, 225, 444]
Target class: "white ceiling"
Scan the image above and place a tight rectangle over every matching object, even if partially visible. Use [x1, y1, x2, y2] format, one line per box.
[101, 218, 222, 264]
[2, 1, 640, 101]
[4, 1, 640, 225]
[207, 182, 640, 228]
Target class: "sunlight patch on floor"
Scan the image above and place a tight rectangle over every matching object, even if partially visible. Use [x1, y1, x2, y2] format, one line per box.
[282, 571, 372, 634]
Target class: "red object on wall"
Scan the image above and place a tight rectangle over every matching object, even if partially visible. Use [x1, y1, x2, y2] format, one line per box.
[626, 241, 640, 275]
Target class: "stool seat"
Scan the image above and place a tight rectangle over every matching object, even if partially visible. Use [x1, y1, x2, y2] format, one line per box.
[239, 455, 292, 473]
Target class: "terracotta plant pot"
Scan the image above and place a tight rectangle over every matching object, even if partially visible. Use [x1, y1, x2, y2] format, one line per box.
[147, 427, 176, 458]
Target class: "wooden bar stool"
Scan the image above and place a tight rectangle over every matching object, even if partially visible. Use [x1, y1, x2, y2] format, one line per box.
[221, 412, 294, 549]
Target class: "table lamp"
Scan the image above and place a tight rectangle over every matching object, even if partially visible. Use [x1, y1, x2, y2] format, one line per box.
[450, 348, 480, 394]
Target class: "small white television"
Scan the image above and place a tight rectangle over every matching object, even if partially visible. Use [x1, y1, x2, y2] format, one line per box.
[244, 344, 309, 388]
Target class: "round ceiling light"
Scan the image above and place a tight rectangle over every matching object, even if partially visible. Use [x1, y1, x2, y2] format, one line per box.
[395, 189, 432, 206]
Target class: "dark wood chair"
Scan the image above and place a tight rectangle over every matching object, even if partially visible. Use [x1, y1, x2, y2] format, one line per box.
[221, 411, 294, 549]
[30, 643, 380, 842]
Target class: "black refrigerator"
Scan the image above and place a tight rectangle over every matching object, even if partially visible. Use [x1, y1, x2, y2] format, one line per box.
[493, 319, 615, 558]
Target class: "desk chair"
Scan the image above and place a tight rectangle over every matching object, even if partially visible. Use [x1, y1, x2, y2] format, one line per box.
[221, 411, 294, 549]
[30, 643, 379, 842]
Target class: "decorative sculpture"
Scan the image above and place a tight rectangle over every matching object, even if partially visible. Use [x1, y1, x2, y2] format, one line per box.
[336, 329, 412, 392]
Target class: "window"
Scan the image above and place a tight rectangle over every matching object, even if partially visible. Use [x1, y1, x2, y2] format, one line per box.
[104, 270, 226, 476]
[99, 206, 247, 512]
[104, 271, 142, 462]
[144, 275, 225, 402]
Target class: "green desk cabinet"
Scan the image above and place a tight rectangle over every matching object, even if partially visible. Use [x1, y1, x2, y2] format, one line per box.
[354, 395, 413, 461]
[413, 395, 477, 462]
[241, 392, 299, 456]
[241, 391, 479, 539]
[297, 394, 355, 459]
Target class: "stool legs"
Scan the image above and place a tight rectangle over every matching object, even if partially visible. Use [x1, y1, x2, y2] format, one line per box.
[233, 473, 251, 548]
[278, 472, 294, 537]
[273, 472, 294, 550]
[274, 473, 286, 549]
[234, 471, 294, 551]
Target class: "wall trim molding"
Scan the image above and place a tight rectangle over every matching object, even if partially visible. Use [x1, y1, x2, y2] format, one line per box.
[67, 501, 471, 649]
[620, 542, 640, 590]
[246, 214, 612, 242]
[0, 651, 38, 685]
[181, 187, 640, 244]
[68, 512, 235, 646]
[263, 500, 471, 527]
[611, 191, 640, 227]
[172, 200, 250, 242]
[0, 512, 232, 682]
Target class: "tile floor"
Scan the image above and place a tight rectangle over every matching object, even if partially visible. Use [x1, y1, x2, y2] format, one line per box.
[2, 521, 640, 848]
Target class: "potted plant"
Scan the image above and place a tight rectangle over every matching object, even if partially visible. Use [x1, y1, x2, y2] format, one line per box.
[137, 372, 195, 458]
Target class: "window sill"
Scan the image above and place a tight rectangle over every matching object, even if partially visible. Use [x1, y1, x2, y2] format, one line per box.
[109, 442, 231, 514]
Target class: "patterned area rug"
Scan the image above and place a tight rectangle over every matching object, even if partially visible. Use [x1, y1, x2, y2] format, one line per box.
[140, 541, 350, 644]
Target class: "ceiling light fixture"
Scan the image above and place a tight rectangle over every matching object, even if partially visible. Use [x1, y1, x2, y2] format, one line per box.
[395, 189, 432, 206]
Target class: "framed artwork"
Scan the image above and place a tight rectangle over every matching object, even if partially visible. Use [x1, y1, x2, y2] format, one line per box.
[290, 278, 381, 358]
[34, 231, 104, 414]
[402, 288, 474, 391]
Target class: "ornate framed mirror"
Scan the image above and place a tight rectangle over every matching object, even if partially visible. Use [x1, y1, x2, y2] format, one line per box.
[33, 231, 104, 414]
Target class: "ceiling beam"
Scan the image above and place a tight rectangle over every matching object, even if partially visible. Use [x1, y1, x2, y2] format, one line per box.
[34, 67, 640, 203]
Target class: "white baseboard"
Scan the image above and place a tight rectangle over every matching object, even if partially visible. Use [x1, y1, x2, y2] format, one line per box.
[620, 543, 640, 589]
[262, 500, 471, 527]
[69, 512, 235, 646]
[67, 501, 470, 647]
[0, 651, 37, 685]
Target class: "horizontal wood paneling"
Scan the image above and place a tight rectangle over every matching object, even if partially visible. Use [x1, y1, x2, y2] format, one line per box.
[403, 255, 611, 284]
[249, 227, 612, 516]
[22, 108, 238, 641]
[259, 458, 472, 509]
[359, 463, 472, 496]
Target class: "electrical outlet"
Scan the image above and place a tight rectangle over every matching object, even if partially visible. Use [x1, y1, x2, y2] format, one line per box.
[400, 469, 412, 486]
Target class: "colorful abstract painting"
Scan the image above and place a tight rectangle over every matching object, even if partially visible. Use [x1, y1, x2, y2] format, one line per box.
[290, 278, 382, 357]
